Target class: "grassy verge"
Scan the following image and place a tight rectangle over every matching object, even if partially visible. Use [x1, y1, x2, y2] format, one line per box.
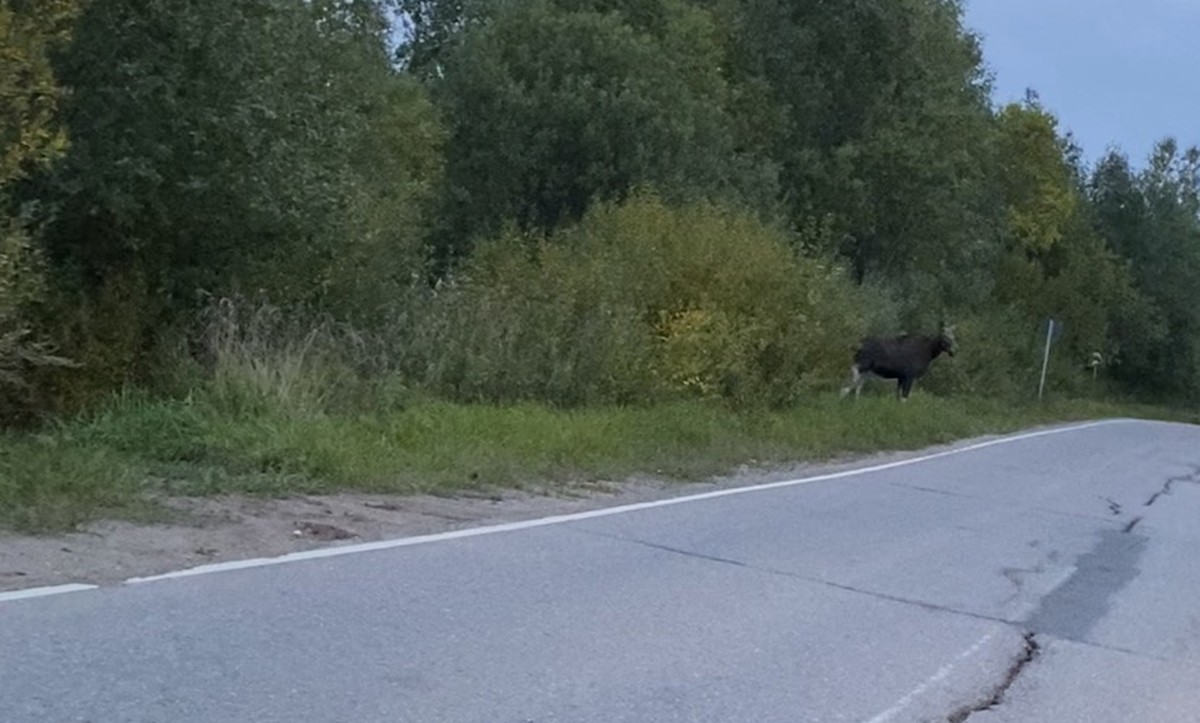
[1, 393, 1194, 533]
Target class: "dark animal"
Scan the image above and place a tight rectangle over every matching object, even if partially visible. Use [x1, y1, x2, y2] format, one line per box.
[841, 323, 957, 401]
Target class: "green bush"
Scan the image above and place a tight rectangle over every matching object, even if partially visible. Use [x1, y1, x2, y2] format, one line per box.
[406, 193, 865, 407]
[33, 269, 151, 416]
[0, 213, 74, 423]
[398, 243, 661, 405]
[920, 307, 1040, 399]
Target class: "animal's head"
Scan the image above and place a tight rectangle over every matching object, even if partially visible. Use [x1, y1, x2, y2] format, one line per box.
[937, 320, 957, 357]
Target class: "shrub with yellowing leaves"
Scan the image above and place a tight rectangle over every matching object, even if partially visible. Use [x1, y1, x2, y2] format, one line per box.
[414, 193, 865, 406]
[0, 0, 80, 421]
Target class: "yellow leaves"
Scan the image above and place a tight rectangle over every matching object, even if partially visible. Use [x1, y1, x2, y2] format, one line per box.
[0, 0, 80, 397]
[0, 0, 79, 186]
[0, 127, 69, 185]
[1005, 183, 1077, 254]
[452, 192, 866, 406]
[654, 307, 754, 397]
[995, 102, 1079, 255]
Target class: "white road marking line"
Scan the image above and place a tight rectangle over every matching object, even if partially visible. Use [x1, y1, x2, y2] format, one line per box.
[0, 418, 1133, 601]
[0, 583, 98, 603]
[124, 419, 1127, 584]
[865, 630, 999, 723]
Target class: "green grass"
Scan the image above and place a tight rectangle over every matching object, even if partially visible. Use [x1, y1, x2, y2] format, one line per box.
[0, 391, 1195, 533]
[0, 435, 159, 532]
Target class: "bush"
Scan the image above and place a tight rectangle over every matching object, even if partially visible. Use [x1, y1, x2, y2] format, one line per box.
[32, 269, 151, 416]
[405, 193, 865, 407]
[919, 307, 1036, 398]
[0, 213, 73, 423]
[393, 243, 661, 406]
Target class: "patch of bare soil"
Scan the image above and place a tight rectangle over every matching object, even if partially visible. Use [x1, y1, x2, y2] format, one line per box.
[0, 431, 1022, 593]
[0, 479, 687, 592]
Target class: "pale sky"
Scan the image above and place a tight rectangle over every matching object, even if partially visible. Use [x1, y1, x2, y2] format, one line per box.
[964, 0, 1198, 166]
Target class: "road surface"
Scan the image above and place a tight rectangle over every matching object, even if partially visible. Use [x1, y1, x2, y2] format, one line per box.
[3, 419, 1200, 722]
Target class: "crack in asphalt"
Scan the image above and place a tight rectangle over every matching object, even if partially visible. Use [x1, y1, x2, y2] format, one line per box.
[886, 482, 982, 500]
[887, 482, 1123, 525]
[1144, 465, 1200, 507]
[574, 528, 1015, 627]
[571, 525, 1182, 722]
[572, 462, 1200, 722]
[945, 633, 1040, 722]
[572, 527, 1171, 665]
[1122, 464, 1200, 530]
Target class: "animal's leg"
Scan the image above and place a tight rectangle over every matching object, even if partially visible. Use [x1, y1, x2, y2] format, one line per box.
[841, 365, 864, 399]
[899, 376, 914, 401]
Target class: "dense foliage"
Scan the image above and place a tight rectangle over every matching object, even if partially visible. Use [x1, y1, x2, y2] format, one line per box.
[0, 0, 78, 413]
[2, 0, 1198, 424]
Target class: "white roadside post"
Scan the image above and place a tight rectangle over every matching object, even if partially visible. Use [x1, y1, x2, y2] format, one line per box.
[1038, 318, 1056, 401]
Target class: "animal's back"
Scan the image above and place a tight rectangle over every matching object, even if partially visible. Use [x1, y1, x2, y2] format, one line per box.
[853, 338, 887, 368]
[853, 335, 928, 376]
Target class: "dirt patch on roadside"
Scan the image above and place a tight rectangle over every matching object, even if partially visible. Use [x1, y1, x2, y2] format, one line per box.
[0, 429, 1044, 593]
[0, 479, 712, 592]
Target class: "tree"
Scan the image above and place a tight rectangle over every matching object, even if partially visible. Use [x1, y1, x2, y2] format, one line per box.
[7, 0, 444, 406]
[698, 0, 1000, 318]
[1117, 142, 1200, 397]
[330, 72, 445, 319]
[980, 102, 1146, 392]
[1088, 144, 1200, 398]
[993, 102, 1078, 256]
[29, 0, 439, 313]
[425, 0, 776, 262]
[0, 0, 78, 186]
[396, 0, 482, 78]
[0, 0, 78, 408]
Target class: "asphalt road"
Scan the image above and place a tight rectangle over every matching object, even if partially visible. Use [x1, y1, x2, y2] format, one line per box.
[4, 419, 1200, 722]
